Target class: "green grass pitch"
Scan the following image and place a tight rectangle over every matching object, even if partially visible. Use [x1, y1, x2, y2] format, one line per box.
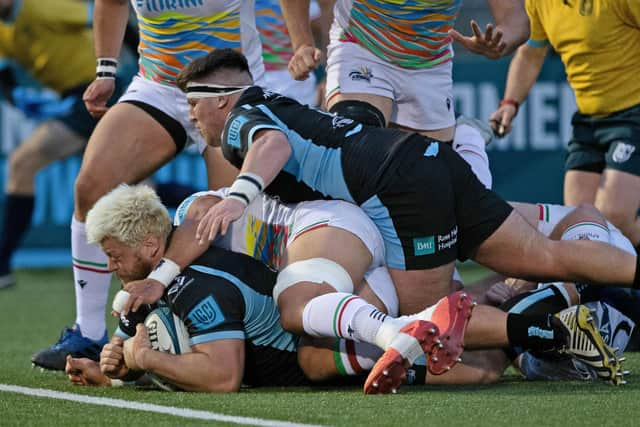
[1, 267, 639, 426]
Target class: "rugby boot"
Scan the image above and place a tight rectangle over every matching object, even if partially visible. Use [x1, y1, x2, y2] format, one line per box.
[421, 290, 475, 375]
[364, 320, 440, 394]
[554, 305, 626, 385]
[31, 324, 107, 371]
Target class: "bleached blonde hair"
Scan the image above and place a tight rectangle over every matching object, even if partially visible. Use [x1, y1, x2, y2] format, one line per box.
[86, 184, 171, 247]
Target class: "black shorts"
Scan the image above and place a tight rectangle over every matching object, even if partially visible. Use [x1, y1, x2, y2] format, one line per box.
[565, 103, 640, 176]
[58, 77, 127, 139]
[361, 136, 513, 270]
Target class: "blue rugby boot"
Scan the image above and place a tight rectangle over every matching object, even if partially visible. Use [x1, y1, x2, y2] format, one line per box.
[31, 324, 107, 371]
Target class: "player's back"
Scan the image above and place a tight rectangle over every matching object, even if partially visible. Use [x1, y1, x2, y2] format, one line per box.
[223, 86, 418, 203]
[173, 247, 308, 387]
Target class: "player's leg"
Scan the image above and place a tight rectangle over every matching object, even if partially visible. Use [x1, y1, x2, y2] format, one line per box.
[595, 169, 640, 246]
[0, 121, 85, 288]
[31, 102, 181, 370]
[564, 170, 600, 205]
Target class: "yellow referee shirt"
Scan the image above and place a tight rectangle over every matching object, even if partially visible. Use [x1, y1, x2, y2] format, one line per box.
[526, 0, 640, 116]
[0, 0, 97, 93]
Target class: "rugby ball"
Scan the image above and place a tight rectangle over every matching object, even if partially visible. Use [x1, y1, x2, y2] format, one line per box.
[145, 306, 191, 355]
[144, 306, 191, 391]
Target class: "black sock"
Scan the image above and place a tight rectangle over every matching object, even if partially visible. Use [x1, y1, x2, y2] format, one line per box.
[507, 313, 567, 356]
[0, 194, 35, 273]
[633, 251, 640, 289]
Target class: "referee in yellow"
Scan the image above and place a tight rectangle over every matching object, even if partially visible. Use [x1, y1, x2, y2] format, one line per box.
[489, 0, 640, 251]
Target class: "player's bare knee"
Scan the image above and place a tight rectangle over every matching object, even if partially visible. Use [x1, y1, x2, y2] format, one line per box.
[599, 204, 635, 233]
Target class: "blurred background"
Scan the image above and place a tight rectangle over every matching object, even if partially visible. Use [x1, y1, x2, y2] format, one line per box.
[0, 1, 572, 268]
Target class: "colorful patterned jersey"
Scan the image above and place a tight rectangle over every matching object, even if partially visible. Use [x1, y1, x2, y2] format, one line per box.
[0, 0, 95, 93]
[255, 0, 320, 71]
[132, 0, 264, 86]
[526, 0, 640, 115]
[332, 0, 462, 69]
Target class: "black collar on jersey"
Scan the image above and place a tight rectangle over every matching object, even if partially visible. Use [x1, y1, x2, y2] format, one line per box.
[185, 82, 250, 99]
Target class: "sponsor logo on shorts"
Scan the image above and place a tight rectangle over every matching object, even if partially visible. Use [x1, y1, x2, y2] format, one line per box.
[413, 226, 458, 256]
[611, 141, 636, 163]
[424, 142, 439, 157]
[413, 236, 435, 256]
[349, 67, 373, 83]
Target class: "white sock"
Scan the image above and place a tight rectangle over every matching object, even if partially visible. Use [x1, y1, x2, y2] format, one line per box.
[334, 339, 383, 376]
[71, 217, 112, 341]
[302, 292, 397, 349]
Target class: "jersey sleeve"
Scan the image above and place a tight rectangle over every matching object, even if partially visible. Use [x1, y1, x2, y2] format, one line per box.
[221, 106, 285, 168]
[610, 0, 640, 28]
[169, 268, 247, 346]
[525, 0, 549, 47]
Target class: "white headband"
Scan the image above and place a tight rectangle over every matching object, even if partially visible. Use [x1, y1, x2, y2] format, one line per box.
[185, 82, 250, 99]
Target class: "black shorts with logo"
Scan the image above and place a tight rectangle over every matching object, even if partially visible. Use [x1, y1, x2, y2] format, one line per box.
[364, 136, 513, 270]
[565, 103, 640, 176]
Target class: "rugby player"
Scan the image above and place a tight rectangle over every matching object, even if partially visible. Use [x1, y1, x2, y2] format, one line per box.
[33, 0, 266, 371]
[122, 184, 624, 393]
[74, 184, 623, 393]
[490, 0, 640, 252]
[173, 49, 640, 314]
[281, 0, 529, 142]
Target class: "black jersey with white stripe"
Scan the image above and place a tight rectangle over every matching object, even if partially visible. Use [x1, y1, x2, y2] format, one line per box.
[221, 86, 418, 204]
[117, 246, 308, 387]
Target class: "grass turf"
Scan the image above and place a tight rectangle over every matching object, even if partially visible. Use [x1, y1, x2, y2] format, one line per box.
[1, 267, 639, 426]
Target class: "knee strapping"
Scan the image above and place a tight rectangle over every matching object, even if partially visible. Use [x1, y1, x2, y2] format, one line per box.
[274, 258, 354, 302]
[329, 100, 386, 128]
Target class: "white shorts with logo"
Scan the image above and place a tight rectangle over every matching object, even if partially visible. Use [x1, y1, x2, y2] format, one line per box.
[118, 74, 207, 154]
[325, 39, 455, 131]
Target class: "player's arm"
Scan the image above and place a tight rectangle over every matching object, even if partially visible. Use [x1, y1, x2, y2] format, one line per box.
[196, 129, 291, 243]
[126, 324, 245, 392]
[83, 0, 130, 118]
[486, 0, 530, 56]
[280, 0, 322, 80]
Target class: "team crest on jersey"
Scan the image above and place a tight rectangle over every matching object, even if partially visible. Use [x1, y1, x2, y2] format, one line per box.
[349, 67, 373, 83]
[611, 141, 636, 164]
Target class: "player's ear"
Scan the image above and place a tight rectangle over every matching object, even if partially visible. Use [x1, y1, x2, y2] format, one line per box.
[142, 234, 162, 259]
[217, 95, 229, 109]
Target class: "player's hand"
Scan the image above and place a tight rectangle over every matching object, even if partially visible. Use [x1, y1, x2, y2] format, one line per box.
[288, 45, 323, 81]
[449, 20, 508, 60]
[195, 197, 246, 245]
[122, 279, 165, 314]
[123, 324, 152, 371]
[66, 356, 112, 386]
[83, 79, 115, 119]
[489, 103, 517, 137]
[100, 336, 130, 379]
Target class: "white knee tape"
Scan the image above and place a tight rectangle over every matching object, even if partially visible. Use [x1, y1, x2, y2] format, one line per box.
[274, 258, 353, 302]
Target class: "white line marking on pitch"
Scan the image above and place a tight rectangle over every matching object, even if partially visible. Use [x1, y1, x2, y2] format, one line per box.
[0, 384, 327, 427]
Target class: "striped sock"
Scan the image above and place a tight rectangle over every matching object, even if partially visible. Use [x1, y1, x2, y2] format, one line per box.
[333, 339, 382, 376]
[71, 217, 112, 341]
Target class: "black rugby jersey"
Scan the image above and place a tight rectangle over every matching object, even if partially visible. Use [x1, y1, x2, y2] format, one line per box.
[118, 246, 308, 387]
[221, 86, 420, 204]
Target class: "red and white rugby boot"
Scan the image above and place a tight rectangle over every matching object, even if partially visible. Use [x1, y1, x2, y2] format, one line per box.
[364, 320, 440, 394]
[423, 291, 476, 375]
